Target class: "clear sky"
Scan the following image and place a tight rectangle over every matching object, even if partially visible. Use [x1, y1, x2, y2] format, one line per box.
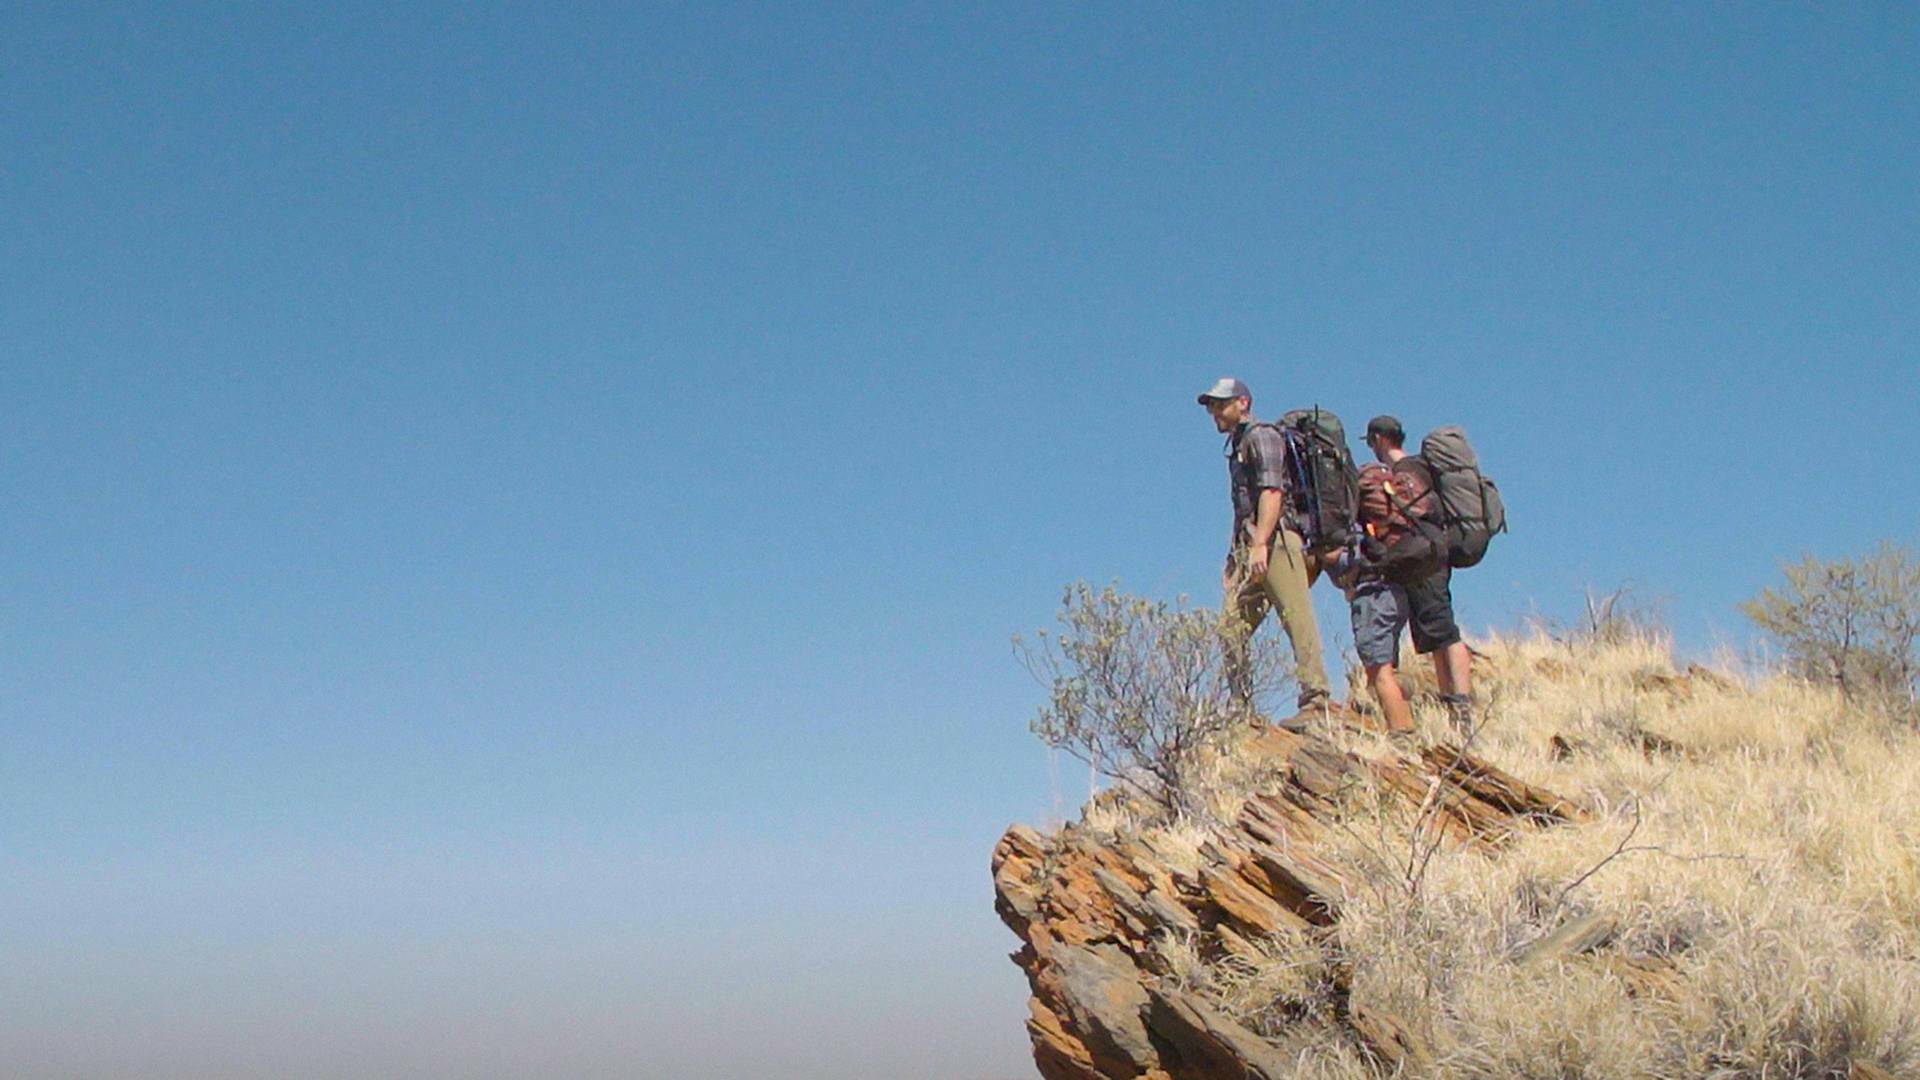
[2, 4, 1916, 1078]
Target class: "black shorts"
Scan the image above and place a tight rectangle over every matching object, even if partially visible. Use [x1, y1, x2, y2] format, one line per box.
[1404, 566, 1461, 655]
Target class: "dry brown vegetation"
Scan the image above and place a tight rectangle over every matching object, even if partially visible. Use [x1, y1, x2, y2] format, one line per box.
[1077, 629, 1920, 1078]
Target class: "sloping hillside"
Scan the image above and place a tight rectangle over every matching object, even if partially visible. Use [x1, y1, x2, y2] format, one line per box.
[993, 633, 1920, 1078]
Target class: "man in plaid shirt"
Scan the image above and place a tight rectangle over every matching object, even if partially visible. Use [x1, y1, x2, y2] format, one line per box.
[1198, 378, 1333, 726]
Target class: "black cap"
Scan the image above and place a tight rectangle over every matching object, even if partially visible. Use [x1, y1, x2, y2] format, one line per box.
[1365, 415, 1404, 440]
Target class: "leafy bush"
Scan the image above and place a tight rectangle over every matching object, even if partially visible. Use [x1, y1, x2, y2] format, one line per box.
[1017, 583, 1289, 815]
[1742, 542, 1920, 715]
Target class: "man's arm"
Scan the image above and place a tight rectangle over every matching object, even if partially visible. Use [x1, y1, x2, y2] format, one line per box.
[1242, 424, 1293, 579]
[1247, 487, 1284, 578]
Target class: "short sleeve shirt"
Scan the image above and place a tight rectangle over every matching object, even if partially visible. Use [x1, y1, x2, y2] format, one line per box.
[1227, 421, 1291, 542]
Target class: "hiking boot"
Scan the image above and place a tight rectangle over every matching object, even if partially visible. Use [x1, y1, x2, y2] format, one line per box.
[1279, 697, 1345, 734]
[1386, 729, 1421, 752]
[1274, 707, 1320, 730]
[1441, 693, 1475, 737]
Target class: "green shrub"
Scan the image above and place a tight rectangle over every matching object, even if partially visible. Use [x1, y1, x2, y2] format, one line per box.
[1742, 542, 1920, 716]
[1017, 583, 1288, 815]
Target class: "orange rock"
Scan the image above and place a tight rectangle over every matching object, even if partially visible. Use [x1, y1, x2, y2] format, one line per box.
[992, 727, 1584, 1078]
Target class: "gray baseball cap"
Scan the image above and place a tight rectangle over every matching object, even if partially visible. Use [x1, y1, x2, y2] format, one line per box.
[1196, 377, 1251, 405]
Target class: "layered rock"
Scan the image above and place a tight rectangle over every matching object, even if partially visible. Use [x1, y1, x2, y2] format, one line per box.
[991, 728, 1585, 1079]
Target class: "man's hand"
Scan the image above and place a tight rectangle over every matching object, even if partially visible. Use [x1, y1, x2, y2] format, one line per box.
[1248, 541, 1270, 580]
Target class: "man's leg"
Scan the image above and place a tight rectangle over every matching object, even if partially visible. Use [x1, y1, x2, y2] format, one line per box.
[1351, 581, 1414, 735]
[1224, 557, 1270, 715]
[1434, 641, 1473, 699]
[1264, 528, 1331, 708]
[1368, 663, 1415, 734]
[1406, 566, 1473, 732]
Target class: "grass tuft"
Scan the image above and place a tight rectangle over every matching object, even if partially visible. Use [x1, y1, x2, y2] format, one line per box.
[1105, 628, 1920, 1077]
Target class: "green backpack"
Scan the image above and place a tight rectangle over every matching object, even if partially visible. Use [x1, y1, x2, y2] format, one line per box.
[1278, 407, 1360, 554]
[1419, 426, 1507, 568]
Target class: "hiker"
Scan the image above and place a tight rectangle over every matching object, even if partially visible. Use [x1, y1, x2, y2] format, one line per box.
[1325, 461, 1430, 743]
[1197, 378, 1333, 724]
[1363, 415, 1475, 733]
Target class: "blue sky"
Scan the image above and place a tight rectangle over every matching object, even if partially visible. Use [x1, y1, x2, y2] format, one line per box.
[2, 4, 1916, 1077]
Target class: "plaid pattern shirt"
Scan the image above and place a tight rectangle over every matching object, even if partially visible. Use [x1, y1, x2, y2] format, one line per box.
[1225, 420, 1292, 548]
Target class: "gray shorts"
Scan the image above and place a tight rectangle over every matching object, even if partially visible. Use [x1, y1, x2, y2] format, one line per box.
[1350, 580, 1409, 669]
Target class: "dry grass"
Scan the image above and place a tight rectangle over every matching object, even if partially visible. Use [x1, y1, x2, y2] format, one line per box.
[1112, 629, 1920, 1078]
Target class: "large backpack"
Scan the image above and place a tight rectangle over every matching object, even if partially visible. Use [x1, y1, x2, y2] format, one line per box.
[1419, 426, 1507, 568]
[1278, 407, 1360, 554]
[1357, 458, 1438, 531]
[1356, 462, 1446, 585]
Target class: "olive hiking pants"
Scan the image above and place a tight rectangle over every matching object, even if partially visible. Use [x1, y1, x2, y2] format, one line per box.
[1227, 527, 1332, 710]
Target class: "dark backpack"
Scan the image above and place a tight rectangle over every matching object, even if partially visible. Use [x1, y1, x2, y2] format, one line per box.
[1278, 407, 1360, 554]
[1419, 426, 1507, 568]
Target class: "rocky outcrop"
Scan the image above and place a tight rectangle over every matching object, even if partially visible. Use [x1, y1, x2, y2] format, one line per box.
[991, 727, 1586, 1079]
